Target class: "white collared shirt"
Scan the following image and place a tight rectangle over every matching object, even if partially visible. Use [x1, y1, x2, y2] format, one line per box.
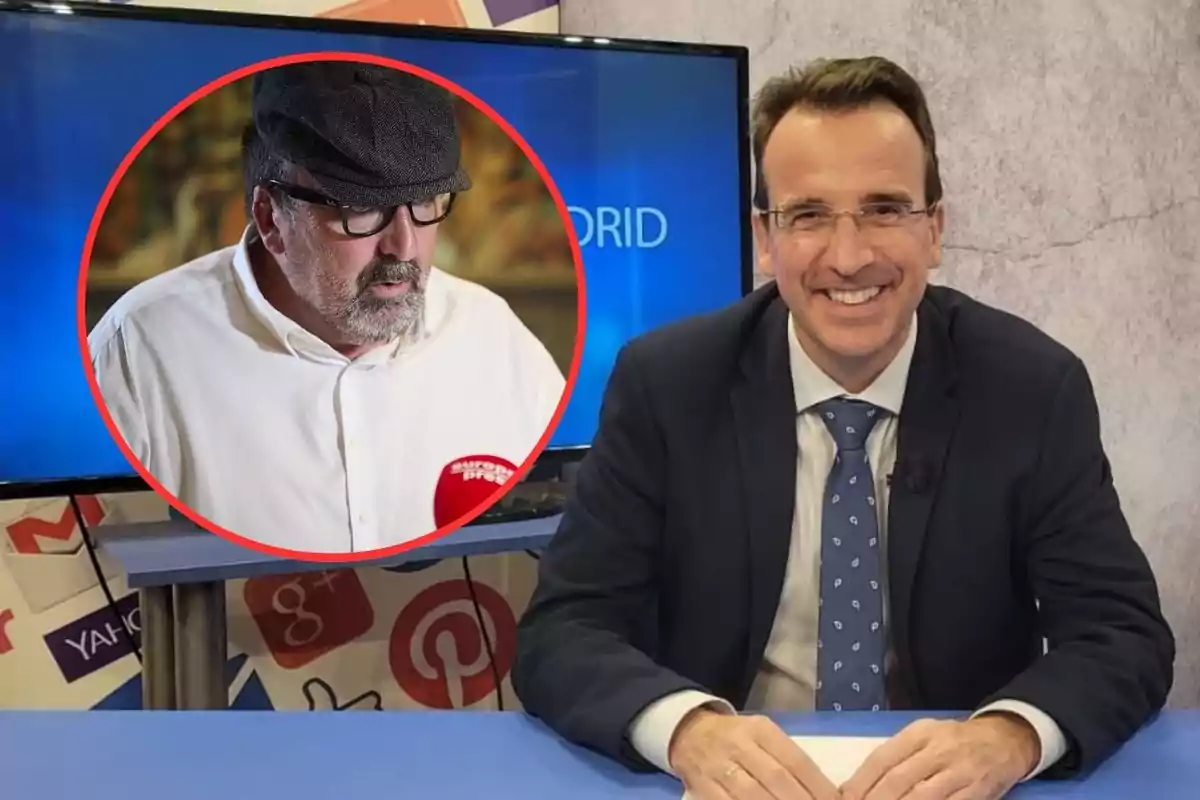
[628, 313, 1067, 778]
[89, 229, 565, 553]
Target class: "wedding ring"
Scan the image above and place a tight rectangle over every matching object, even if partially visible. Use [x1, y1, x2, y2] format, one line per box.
[723, 763, 743, 779]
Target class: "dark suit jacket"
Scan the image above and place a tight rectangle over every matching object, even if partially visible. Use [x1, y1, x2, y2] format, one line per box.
[512, 282, 1174, 778]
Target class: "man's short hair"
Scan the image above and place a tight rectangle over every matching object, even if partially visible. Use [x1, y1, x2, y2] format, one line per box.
[750, 56, 943, 210]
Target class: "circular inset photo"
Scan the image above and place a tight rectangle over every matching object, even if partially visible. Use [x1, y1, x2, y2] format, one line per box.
[80, 53, 583, 559]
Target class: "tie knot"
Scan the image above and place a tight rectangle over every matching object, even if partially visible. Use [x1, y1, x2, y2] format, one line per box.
[815, 398, 882, 451]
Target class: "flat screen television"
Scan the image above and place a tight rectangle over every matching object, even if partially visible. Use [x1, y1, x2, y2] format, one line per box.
[0, 0, 751, 501]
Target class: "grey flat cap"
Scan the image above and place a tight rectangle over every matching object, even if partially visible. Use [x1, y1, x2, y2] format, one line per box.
[252, 60, 472, 207]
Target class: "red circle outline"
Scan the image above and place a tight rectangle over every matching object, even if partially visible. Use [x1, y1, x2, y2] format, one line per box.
[77, 51, 587, 563]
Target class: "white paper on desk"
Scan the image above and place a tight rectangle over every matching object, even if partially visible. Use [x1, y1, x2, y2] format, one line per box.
[681, 736, 886, 798]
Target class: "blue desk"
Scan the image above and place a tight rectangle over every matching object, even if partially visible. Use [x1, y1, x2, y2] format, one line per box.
[95, 515, 560, 712]
[101, 514, 561, 589]
[0, 710, 1195, 798]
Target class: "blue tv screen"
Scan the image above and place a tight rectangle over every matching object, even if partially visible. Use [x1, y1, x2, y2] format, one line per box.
[0, 2, 750, 498]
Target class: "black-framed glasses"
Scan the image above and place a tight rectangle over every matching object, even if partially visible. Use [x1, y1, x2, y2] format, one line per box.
[761, 200, 938, 236]
[265, 180, 455, 237]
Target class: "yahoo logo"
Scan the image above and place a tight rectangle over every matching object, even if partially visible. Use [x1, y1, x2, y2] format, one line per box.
[567, 205, 668, 249]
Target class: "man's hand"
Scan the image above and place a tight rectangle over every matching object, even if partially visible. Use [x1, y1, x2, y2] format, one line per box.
[839, 714, 1041, 800]
[669, 708, 841, 800]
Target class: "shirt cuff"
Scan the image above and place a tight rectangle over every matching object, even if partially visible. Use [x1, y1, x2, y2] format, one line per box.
[972, 700, 1068, 780]
[627, 690, 736, 775]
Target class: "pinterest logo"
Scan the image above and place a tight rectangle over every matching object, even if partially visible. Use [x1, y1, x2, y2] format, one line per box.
[388, 579, 516, 709]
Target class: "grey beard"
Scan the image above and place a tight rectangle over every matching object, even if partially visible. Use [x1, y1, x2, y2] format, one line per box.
[336, 259, 427, 345]
[342, 290, 425, 344]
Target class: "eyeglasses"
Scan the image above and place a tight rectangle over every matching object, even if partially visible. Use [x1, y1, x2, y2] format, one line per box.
[265, 180, 455, 237]
[761, 200, 937, 236]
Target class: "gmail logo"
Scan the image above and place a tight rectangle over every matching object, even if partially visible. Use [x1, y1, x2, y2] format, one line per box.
[0, 496, 121, 613]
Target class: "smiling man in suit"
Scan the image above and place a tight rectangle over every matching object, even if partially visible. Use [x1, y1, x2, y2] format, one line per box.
[511, 56, 1175, 800]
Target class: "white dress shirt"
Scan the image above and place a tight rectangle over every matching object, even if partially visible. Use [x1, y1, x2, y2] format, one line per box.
[89, 228, 565, 553]
[627, 313, 1067, 778]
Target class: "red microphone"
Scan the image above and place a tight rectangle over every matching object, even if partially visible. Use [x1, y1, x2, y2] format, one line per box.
[433, 455, 519, 529]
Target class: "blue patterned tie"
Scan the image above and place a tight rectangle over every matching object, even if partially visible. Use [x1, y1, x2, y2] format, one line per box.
[814, 398, 887, 712]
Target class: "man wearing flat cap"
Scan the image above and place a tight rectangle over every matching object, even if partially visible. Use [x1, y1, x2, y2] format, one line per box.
[89, 61, 566, 553]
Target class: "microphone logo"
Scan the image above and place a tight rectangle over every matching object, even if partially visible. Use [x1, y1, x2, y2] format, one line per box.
[449, 459, 514, 485]
[388, 579, 516, 709]
[433, 455, 519, 530]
